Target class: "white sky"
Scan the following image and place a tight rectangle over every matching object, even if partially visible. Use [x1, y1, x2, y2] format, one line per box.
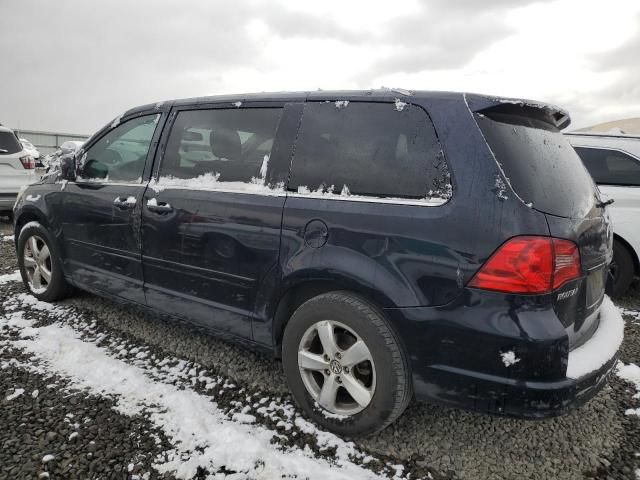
[1, 0, 639, 133]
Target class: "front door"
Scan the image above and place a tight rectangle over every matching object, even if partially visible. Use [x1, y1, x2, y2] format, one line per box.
[141, 103, 298, 339]
[61, 113, 162, 304]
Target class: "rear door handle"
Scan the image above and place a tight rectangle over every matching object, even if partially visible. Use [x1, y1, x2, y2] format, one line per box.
[113, 196, 136, 210]
[147, 198, 173, 213]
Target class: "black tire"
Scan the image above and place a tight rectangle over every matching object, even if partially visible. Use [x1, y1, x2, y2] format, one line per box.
[282, 291, 412, 437]
[607, 240, 635, 298]
[17, 223, 73, 302]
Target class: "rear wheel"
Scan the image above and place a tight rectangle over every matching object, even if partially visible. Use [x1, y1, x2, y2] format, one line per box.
[282, 291, 412, 437]
[607, 239, 635, 297]
[17, 223, 72, 302]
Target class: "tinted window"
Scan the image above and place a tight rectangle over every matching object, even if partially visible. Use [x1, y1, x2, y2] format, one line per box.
[476, 112, 597, 218]
[574, 146, 640, 187]
[159, 108, 283, 186]
[288, 102, 451, 200]
[0, 131, 22, 155]
[80, 114, 159, 182]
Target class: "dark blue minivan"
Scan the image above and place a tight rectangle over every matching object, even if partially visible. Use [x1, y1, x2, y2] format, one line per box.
[13, 90, 624, 436]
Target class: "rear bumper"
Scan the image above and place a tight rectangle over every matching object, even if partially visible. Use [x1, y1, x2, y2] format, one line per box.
[386, 293, 624, 419]
[412, 350, 618, 419]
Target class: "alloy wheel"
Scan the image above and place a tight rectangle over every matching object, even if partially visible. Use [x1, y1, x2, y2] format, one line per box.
[297, 320, 376, 416]
[23, 235, 52, 294]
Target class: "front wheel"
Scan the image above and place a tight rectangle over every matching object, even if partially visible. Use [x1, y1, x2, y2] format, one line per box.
[17, 223, 72, 302]
[282, 291, 412, 437]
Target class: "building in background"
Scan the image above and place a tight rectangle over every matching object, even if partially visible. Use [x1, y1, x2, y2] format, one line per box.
[11, 129, 90, 156]
[574, 117, 640, 135]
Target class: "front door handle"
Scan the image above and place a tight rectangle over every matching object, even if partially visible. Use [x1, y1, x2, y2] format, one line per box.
[147, 198, 173, 213]
[113, 196, 136, 210]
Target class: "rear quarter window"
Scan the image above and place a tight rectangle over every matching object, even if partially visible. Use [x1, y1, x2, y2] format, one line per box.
[0, 131, 22, 155]
[288, 101, 451, 203]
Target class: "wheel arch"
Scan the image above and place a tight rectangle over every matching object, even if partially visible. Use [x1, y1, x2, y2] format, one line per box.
[14, 207, 49, 239]
[270, 275, 398, 357]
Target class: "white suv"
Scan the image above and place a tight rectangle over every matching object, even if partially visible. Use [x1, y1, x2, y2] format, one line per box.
[0, 125, 37, 215]
[567, 132, 640, 296]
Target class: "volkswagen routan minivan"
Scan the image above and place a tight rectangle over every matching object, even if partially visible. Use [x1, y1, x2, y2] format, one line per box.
[13, 90, 624, 436]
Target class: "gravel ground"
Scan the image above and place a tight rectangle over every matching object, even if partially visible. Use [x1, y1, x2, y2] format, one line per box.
[1, 216, 639, 480]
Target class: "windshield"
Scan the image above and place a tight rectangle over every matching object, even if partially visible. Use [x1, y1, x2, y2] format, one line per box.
[476, 112, 598, 218]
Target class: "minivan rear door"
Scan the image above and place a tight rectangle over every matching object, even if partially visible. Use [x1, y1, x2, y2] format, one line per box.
[474, 105, 613, 349]
[140, 101, 302, 340]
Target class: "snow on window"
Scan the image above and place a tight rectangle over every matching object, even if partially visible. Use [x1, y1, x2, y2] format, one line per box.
[500, 351, 520, 367]
[259, 154, 269, 179]
[232, 101, 242, 108]
[111, 114, 123, 129]
[155, 172, 284, 195]
[394, 99, 407, 112]
[334, 100, 349, 109]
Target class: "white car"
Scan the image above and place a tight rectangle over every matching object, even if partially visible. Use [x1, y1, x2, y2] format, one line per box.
[567, 132, 640, 296]
[19, 138, 40, 160]
[0, 126, 37, 214]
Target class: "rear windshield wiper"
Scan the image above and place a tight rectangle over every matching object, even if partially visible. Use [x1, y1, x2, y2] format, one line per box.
[596, 198, 615, 208]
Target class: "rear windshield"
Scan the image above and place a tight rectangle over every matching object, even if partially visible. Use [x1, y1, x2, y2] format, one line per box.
[476, 112, 597, 218]
[0, 131, 22, 155]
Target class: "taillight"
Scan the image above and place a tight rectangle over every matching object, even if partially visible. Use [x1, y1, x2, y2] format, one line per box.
[19, 155, 35, 169]
[468, 236, 581, 294]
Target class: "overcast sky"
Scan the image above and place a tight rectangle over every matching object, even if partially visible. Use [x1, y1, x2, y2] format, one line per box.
[1, 0, 639, 134]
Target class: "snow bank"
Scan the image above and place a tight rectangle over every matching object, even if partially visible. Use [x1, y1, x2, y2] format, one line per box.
[4, 307, 389, 480]
[566, 296, 624, 379]
[0, 271, 21, 285]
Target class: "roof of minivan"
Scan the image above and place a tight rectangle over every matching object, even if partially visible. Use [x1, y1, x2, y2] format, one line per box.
[123, 89, 571, 129]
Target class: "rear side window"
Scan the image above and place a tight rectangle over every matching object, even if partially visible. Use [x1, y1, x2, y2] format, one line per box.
[158, 108, 283, 190]
[476, 111, 597, 218]
[0, 131, 22, 155]
[288, 102, 451, 202]
[574, 146, 640, 187]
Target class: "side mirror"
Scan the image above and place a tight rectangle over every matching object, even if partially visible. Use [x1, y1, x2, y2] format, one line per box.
[59, 154, 77, 181]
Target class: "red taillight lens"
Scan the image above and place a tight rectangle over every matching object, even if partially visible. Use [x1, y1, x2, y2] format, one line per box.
[468, 236, 581, 294]
[551, 238, 581, 290]
[19, 155, 35, 169]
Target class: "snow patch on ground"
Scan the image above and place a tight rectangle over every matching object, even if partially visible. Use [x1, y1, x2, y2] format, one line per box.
[0, 271, 21, 285]
[1, 293, 409, 480]
[616, 362, 640, 416]
[6, 388, 24, 400]
[1, 235, 13, 242]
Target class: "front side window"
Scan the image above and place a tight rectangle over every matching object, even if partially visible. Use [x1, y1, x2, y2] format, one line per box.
[79, 114, 159, 182]
[574, 146, 640, 187]
[288, 101, 451, 202]
[158, 108, 284, 190]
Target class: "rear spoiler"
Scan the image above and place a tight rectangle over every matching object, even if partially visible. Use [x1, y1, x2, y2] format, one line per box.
[464, 93, 571, 130]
